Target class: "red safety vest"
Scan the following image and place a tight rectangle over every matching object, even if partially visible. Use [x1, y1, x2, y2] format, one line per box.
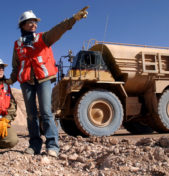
[15, 32, 58, 83]
[0, 83, 11, 116]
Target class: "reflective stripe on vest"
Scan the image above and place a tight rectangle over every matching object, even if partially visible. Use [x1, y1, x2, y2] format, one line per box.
[3, 83, 8, 92]
[18, 60, 25, 82]
[34, 33, 39, 42]
[37, 56, 49, 77]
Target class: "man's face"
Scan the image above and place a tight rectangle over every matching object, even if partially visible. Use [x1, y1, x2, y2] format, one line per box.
[22, 19, 38, 32]
[0, 65, 4, 78]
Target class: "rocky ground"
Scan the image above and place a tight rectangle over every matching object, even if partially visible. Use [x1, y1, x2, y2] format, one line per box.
[1, 88, 168, 176]
[0, 125, 169, 176]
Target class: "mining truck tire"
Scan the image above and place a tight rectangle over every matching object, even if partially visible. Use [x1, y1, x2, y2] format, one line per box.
[75, 90, 123, 136]
[123, 120, 153, 134]
[60, 118, 86, 137]
[155, 89, 169, 132]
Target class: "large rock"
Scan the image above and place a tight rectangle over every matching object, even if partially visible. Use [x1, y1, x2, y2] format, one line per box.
[11, 88, 27, 127]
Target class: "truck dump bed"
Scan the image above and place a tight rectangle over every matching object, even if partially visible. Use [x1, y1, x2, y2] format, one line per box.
[90, 43, 169, 94]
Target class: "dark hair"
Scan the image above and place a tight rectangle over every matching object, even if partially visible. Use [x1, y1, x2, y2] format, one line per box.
[0, 76, 5, 81]
[0, 65, 4, 69]
[19, 20, 27, 29]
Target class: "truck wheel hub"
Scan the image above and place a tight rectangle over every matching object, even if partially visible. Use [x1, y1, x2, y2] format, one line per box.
[88, 100, 114, 127]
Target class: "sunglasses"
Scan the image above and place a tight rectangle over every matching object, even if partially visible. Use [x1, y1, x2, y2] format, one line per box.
[0, 65, 4, 70]
[27, 20, 38, 25]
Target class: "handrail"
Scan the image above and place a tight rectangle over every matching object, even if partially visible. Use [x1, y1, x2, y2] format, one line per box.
[83, 39, 169, 50]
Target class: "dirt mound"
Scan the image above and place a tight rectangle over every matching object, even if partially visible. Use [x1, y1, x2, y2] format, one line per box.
[11, 88, 27, 127]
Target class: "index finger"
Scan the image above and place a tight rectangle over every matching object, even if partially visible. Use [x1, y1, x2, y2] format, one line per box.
[81, 6, 89, 11]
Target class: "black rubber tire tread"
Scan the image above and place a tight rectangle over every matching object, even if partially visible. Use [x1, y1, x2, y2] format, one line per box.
[146, 90, 169, 133]
[123, 121, 154, 134]
[60, 118, 86, 137]
[74, 89, 123, 136]
[156, 89, 169, 132]
[147, 90, 169, 132]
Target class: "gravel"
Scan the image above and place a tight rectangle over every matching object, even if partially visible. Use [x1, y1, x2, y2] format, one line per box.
[0, 125, 169, 176]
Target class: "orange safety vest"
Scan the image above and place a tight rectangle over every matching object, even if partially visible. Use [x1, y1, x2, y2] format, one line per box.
[15, 32, 58, 83]
[0, 83, 11, 116]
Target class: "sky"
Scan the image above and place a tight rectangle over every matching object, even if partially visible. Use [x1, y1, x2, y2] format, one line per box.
[1, 0, 169, 88]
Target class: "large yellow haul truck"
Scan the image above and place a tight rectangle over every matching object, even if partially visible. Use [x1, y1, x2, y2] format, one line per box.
[52, 40, 169, 136]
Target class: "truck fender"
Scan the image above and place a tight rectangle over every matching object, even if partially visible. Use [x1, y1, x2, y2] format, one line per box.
[155, 80, 169, 93]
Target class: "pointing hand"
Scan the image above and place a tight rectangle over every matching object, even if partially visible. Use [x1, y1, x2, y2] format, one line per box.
[73, 6, 89, 21]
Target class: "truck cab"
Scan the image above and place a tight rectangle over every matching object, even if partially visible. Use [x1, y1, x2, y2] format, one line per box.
[71, 50, 107, 70]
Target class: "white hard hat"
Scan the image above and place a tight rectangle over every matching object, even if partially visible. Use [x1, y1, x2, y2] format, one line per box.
[18, 10, 40, 25]
[0, 59, 8, 67]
